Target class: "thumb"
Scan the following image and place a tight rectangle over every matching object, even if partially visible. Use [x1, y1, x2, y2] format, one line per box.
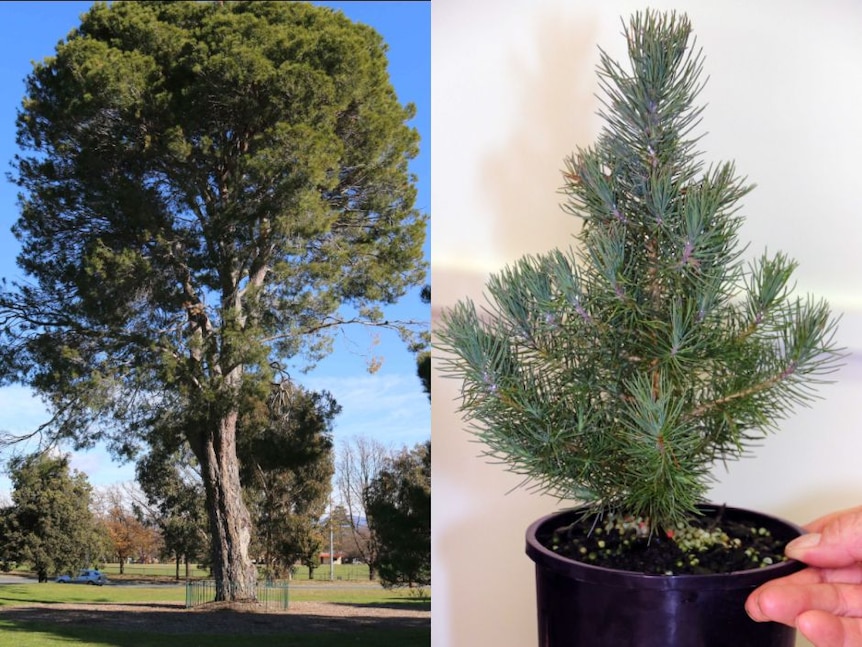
[786, 512, 862, 568]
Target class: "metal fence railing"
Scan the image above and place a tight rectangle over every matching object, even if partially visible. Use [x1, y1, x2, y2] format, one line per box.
[185, 580, 290, 611]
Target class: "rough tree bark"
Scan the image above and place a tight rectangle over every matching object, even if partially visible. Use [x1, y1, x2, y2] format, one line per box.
[197, 409, 258, 601]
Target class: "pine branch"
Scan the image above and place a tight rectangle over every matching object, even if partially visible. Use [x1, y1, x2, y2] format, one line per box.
[436, 9, 844, 532]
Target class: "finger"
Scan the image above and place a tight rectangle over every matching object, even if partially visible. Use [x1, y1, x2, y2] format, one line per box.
[806, 507, 862, 534]
[749, 568, 827, 610]
[746, 581, 801, 624]
[746, 582, 862, 627]
[787, 514, 862, 568]
[775, 565, 862, 587]
[751, 564, 862, 599]
[796, 610, 862, 647]
[748, 566, 862, 623]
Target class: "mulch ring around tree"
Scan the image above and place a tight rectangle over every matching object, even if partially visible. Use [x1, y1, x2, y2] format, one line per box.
[0, 599, 431, 635]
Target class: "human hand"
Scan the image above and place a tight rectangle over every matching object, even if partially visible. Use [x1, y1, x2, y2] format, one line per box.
[746, 505, 862, 647]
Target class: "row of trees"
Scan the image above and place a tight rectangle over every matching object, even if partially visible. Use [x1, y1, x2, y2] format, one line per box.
[0, 432, 430, 588]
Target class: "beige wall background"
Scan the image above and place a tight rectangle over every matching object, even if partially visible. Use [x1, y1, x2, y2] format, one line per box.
[431, 1, 862, 646]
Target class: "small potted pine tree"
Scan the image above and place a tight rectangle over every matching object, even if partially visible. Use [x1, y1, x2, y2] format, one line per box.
[436, 10, 843, 647]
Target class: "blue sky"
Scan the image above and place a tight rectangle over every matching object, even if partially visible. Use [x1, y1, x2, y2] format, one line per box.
[0, 1, 430, 497]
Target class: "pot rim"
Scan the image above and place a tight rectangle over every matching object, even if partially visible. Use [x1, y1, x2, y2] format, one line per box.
[525, 504, 806, 591]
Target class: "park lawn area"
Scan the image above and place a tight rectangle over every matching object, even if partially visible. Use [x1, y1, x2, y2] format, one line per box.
[0, 580, 429, 607]
[0, 579, 430, 646]
[0, 582, 183, 606]
[98, 561, 373, 582]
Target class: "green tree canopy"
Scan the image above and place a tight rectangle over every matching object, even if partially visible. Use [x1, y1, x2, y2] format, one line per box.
[2, 453, 101, 580]
[135, 442, 209, 579]
[0, 1, 426, 601]
[365, 440, 430, 589]
[240, 383, 338, 580]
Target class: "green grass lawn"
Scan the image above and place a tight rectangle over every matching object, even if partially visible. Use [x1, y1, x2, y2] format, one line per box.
[0, 577, 430, 646]
[0, 579, 430, 607]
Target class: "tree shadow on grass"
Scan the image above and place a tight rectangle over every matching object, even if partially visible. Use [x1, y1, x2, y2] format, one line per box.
[332, 599, 431, 612]
[0, 602, 430, 644]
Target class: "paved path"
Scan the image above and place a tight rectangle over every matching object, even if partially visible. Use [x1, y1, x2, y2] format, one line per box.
[0, 574, 35, 584]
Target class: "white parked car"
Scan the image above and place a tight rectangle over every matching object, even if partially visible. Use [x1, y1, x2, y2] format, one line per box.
[56, 569, 107, 586]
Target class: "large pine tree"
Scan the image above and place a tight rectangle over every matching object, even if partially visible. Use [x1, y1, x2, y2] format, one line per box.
[0, 1, 426, 601]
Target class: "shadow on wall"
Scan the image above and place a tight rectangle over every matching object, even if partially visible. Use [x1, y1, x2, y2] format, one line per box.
[432, 10, 602, 647]
[480, 11, 599, 264]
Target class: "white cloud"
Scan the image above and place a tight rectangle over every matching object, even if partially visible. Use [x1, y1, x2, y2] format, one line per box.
[68, 449, 136, 485]
[0, 386, 135, 498]
[298, 371, 430, 448]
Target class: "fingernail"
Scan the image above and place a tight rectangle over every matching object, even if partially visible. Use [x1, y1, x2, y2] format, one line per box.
[785, 532, 822, 557]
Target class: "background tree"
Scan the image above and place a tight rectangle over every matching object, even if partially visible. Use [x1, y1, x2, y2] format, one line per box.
[354, 285, 431, 587]
[240, 382, 338, 580]
[135, 443, 209, 580]
[335, 435, 390, 579]
[0, 505, 15, 571]
[0, 1, 426, 601]
[326, 504, 359, 561]
[365, 441, 431, 589]
[283, 515, 327, 580]
[3, 454, 101, 581]
[97, 486, 162, 573]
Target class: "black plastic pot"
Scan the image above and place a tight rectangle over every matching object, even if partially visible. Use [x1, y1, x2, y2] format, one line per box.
[525, 505, 804, 647]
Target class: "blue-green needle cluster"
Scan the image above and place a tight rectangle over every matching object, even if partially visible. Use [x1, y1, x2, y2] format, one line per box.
[437, 10, 843, 533]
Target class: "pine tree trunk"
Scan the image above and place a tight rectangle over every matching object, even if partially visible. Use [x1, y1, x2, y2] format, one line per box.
[199, 408, 258, 602]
